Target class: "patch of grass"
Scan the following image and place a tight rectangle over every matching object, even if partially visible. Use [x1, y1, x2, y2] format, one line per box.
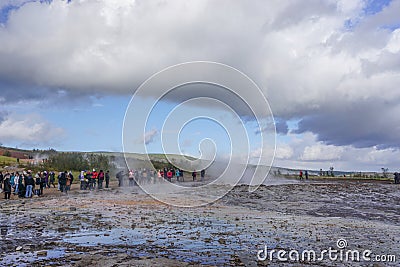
[0, 155, 17, 166]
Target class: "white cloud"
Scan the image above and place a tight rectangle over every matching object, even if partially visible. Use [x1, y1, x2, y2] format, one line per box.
[0, 113, 65, 145]
[0, 0, 400, 157]
[301, 143, 344, 161]
[275, 143, 294, 159]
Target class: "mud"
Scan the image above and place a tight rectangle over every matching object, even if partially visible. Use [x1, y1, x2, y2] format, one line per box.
[0, 179, 399, 266]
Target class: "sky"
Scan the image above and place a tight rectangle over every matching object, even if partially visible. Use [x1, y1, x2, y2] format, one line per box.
[0, 0, 399, 172]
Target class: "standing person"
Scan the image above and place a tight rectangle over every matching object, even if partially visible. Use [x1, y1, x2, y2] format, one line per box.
[91, 169, 98, 190]
[192, 170, 197, 181]
[163, 168, 168, 181]
[175, 169, 181, 182]
[305, 170, 309, 180]
[200, 169, 205, 181]
[98, 170, 104, 189]
[68, 171, 74, 190]
[44, 171, 49, 188]
[59, 171, 67, 193]
[166, 169, 173, 182]
[105, 170, 110, 188]
[116, 171, 122, 187]
[35, 173, 41, 196]
[142, 169, 148, 184]
[157, 170, 162, 183]
[40, 172, 46, 196]
[14, 172, 20, 195]
[299, 170, 303, 180]
[57, 172, 61, 191]
[25, 172, 34, 198]
[10, 173, 15, 193]
[128, 170, 134, 187]
[179, 169, 184, 182]
[0, 171, 3, 190]
[3, 173, 11, 199]
[17, 177, 25, 198]
[49, 171, 56, 188]
[79, 171, 85, 190]
[86, 171, 92, 190]
[65, 172, 72, 193]
[394, 172, 399, 184]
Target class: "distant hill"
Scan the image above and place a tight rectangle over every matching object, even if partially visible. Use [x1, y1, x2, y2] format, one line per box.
[0, 146, 389, 177]
[0, 147, 31, 159]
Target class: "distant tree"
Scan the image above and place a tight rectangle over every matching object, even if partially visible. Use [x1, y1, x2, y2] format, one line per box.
[3, 150, 11, 157]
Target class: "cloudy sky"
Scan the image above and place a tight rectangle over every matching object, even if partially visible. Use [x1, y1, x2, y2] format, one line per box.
[0, 0, 399, 172]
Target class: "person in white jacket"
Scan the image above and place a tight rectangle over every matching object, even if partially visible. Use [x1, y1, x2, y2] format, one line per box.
[13, 172, 20, 195]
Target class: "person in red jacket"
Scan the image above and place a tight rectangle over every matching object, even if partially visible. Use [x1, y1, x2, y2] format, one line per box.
[166, 169, 173, 182]
[91, 169, 98, 190]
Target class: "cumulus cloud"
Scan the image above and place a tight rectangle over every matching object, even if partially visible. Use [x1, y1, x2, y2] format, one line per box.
[301, 143, 344, 161]
[275, 143, 294, 159]
[0, 112, 65, 145]
[0, 0, 399, 152]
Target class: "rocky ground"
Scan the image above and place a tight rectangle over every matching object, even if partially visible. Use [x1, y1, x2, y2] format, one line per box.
[0, 178, 399, 266]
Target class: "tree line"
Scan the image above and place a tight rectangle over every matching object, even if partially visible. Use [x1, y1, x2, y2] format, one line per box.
[41, 152, 114, 172]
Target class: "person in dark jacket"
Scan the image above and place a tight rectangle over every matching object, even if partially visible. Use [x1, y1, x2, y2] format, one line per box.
[25, 172, 35, 198]
[60, 171, 68, 193]
[35, 173, 41, 196]
[105, 170, 110, 188]
[18, 174, 25, 198]
[394, 172, 399, 184]
[116, 171, 123, 187]
[49, 171, 56, 188]
[0, 171, 3, 190]
[3, 173, 11, 199]
[40, 172, 46, 196]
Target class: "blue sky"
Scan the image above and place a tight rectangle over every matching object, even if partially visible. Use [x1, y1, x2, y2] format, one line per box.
[1, 0, 400, 171]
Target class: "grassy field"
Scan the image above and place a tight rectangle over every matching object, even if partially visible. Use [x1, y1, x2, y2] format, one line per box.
[0, 155, 18, 166]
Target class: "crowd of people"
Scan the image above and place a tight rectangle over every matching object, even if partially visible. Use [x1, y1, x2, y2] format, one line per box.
[117, 168, 206, 187]
[0, 170, 57, 199]
[0, 169, 111, 199]
[77, 169, 110, 190]
[0, 167, 207, 199]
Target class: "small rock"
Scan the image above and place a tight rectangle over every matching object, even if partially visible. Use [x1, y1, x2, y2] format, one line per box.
[69, 207, 77, 211]
[15, 246, 23, 251]
[70, 255, 82, 261]
[37, 250, 47, 257]
[218, 238, 226, 245]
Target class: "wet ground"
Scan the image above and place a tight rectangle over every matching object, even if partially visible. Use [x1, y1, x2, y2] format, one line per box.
[0, 179, 399, 266]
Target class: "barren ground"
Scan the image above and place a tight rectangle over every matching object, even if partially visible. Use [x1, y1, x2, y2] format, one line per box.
[0, 178, 399, 266]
